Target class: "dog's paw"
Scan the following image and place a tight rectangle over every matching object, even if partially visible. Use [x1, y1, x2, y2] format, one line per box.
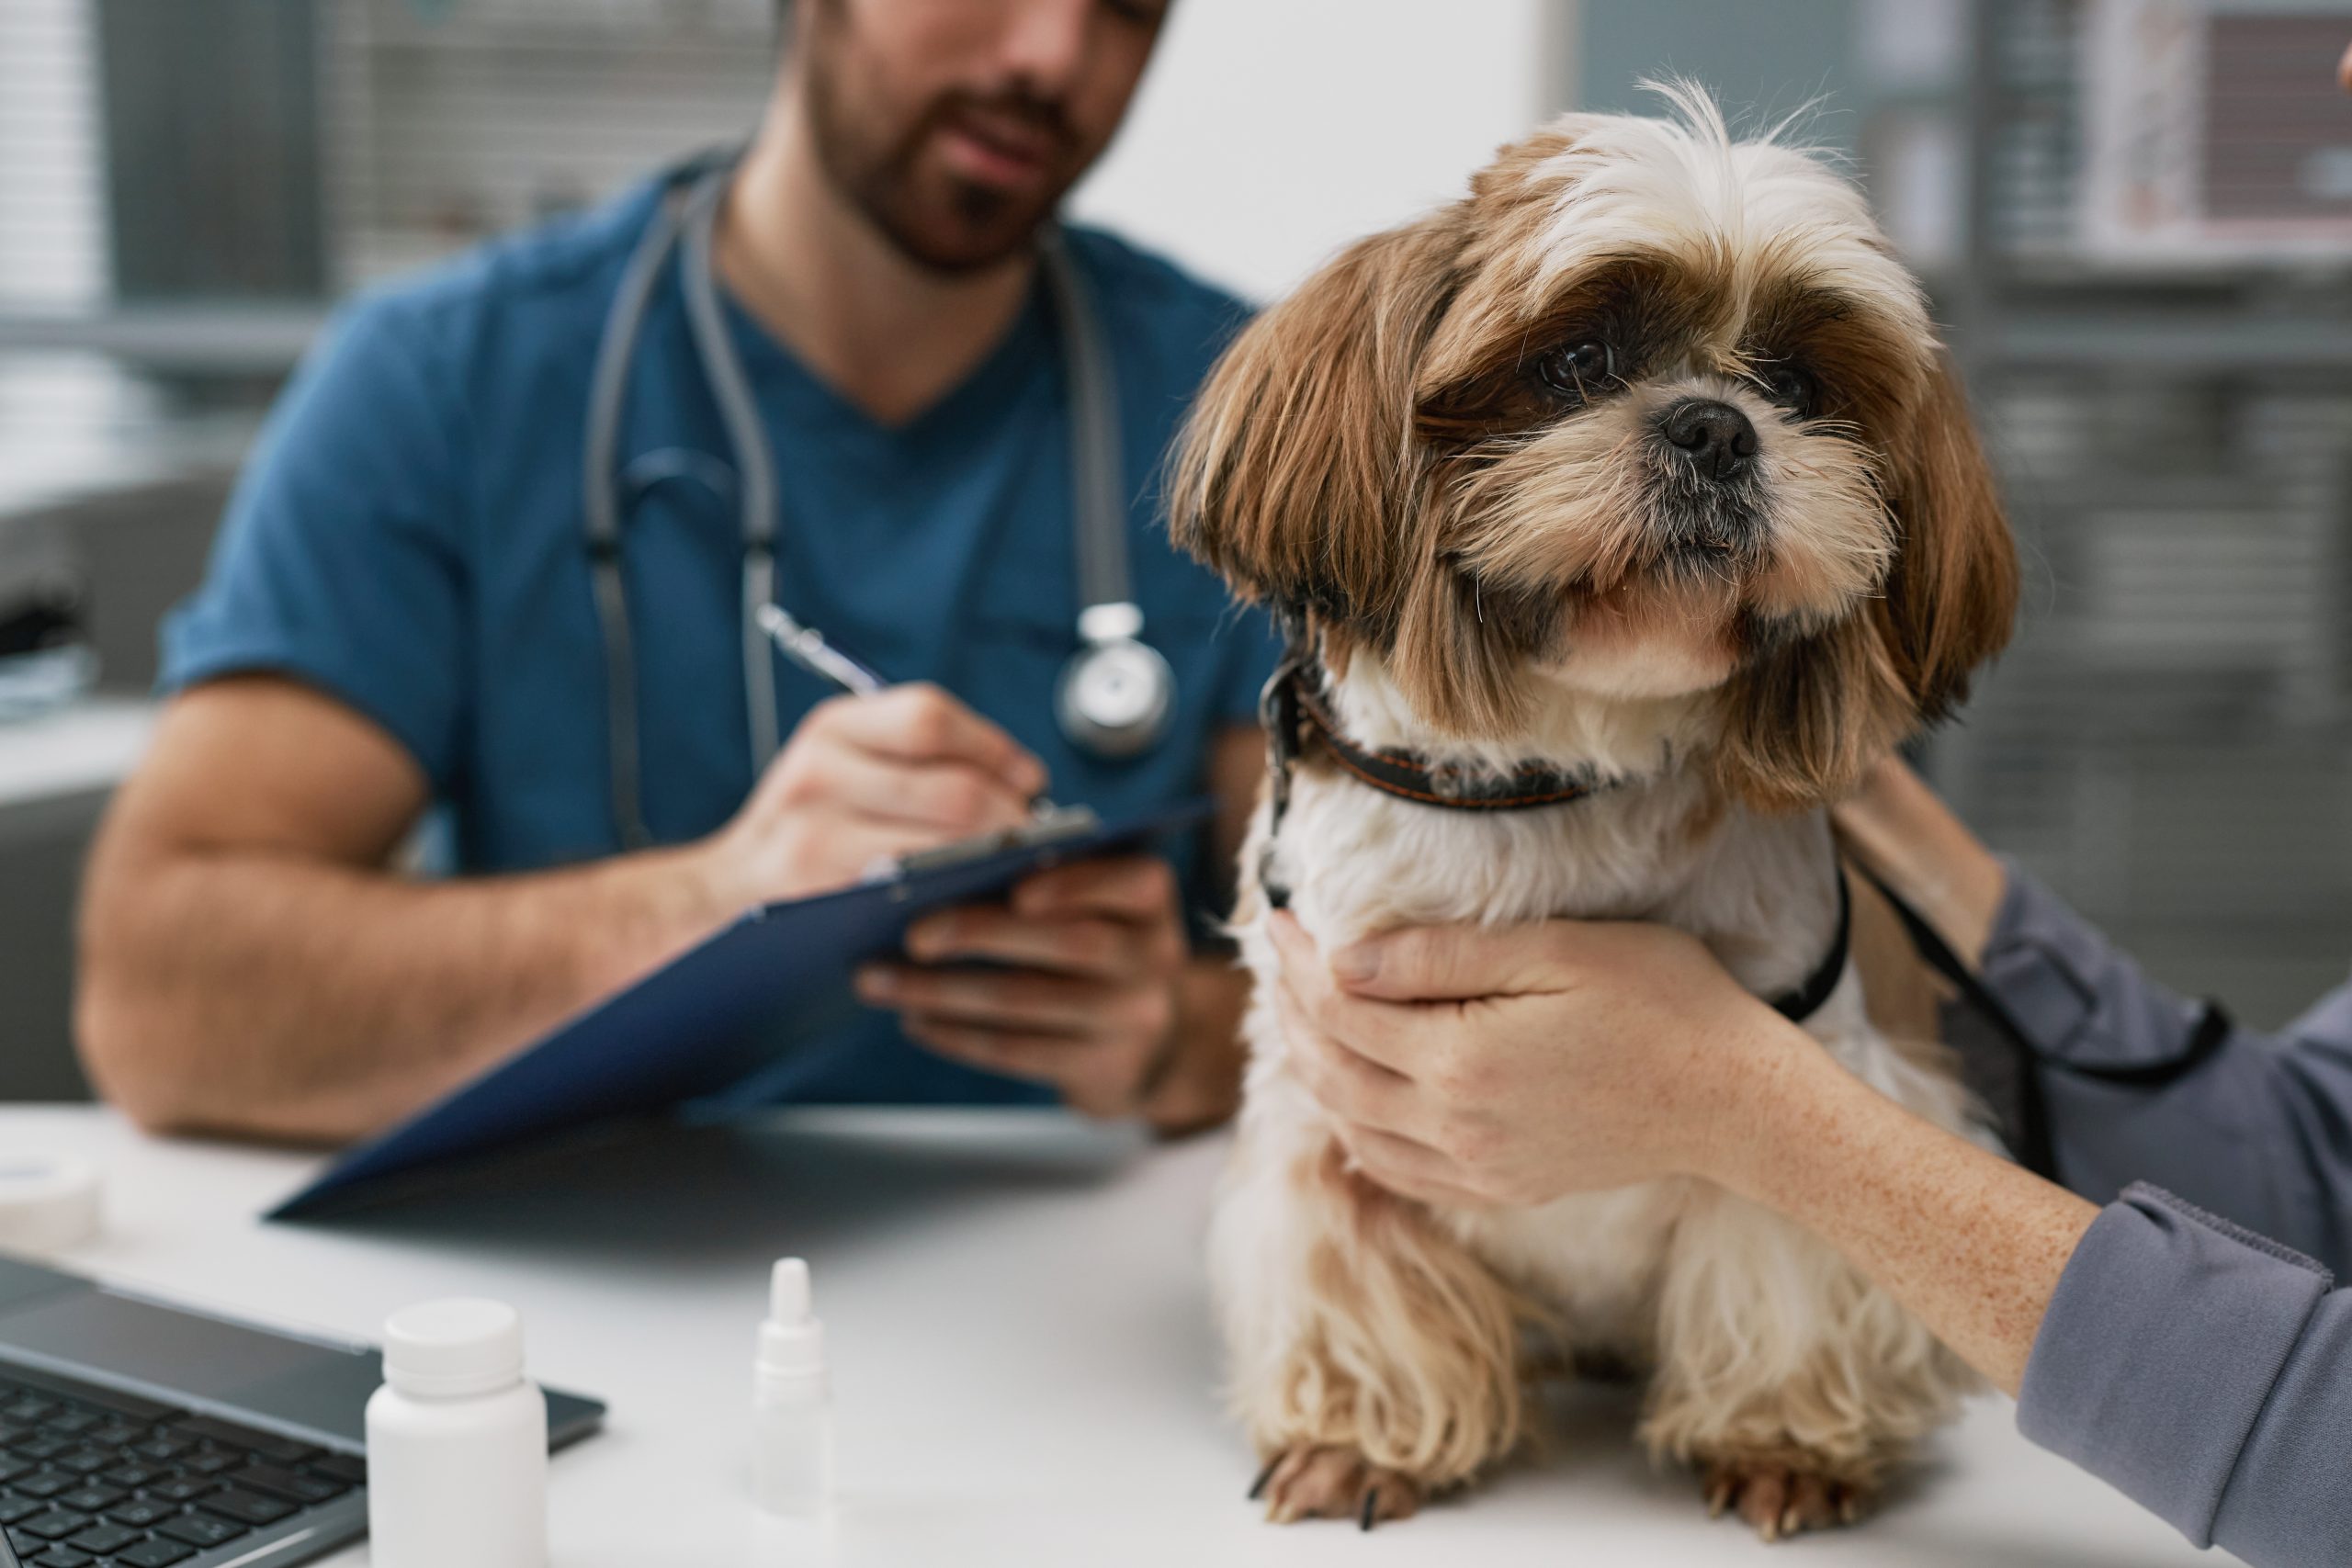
[1249, 1445, 1424, 1529]
[1700, 1455, 1871, 1542]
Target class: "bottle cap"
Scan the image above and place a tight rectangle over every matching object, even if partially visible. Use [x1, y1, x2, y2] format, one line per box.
[756, 1258, 825, 1379]
[0, 1156, 100, 1255]
[383, 1298, 525, 1399]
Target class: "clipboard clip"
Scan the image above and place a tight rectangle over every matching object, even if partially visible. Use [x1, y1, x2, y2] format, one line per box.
[868, 804, 1105, 890]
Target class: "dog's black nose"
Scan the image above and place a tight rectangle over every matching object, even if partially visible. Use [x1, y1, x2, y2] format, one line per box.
[1660, 400, 1758, 481]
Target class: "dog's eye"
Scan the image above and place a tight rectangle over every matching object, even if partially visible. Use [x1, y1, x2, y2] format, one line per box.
[1535, 340, 1614, 402]
[1761, 363, 1817, 417]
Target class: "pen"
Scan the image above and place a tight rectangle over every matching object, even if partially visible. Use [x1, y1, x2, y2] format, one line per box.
[753, 604, 888, 698]
[755, 604, 1069, 822]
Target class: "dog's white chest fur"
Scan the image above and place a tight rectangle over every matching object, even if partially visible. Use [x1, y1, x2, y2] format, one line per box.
[1246, 679, 1865, 1351]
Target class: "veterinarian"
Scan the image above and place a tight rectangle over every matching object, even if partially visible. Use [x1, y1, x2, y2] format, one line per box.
[1271, 753, 2350, 1566]
[76, 0, 1280, 1143]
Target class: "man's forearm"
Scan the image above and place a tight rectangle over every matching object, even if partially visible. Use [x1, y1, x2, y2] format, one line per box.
[1710, 1028, 2098, 1395]
[79, 842, 735, 1143]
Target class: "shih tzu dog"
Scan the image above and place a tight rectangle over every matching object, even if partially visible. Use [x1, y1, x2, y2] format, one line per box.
[1169, 87, 2018, 1540]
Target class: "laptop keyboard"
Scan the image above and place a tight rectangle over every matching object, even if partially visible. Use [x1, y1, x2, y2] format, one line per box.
[0, 1366, 363, 1568]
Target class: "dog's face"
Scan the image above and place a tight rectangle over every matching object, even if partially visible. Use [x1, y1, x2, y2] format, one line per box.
[1171, 92, 2017, 808]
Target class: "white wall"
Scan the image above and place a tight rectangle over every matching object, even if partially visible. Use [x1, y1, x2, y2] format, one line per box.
[1069, 0, 1570, 304]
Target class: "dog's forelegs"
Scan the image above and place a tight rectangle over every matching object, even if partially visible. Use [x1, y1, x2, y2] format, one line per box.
[1209, 1102, 1530, 1528]
[1640, 1189, 1979, 1540]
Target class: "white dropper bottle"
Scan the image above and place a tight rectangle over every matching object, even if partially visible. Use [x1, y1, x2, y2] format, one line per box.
[752, 1258, 835, 1515]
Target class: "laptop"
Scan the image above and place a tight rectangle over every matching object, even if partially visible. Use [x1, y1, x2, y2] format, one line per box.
[0, 1252, 603, 1568]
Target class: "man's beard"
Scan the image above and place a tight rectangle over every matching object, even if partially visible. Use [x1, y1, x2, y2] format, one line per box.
[806, 69, 1083, 276]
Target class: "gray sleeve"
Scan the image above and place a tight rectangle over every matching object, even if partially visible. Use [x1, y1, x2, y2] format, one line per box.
[2018, 1183, 2352, 1566]
[1979, 863, 2352, 1272]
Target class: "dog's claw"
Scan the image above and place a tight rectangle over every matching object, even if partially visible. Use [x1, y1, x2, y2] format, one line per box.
[1703, 1457, 1870, 1541]
[1254, 1445, 1423, 1528]
[1247, 1455, 1280, 1501]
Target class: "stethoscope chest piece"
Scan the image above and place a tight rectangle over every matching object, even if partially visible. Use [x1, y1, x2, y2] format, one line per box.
[1057, 601, 1172, 760]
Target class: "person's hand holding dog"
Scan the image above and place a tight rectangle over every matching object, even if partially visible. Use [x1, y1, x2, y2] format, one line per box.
[1266, 909, 1808, 1208]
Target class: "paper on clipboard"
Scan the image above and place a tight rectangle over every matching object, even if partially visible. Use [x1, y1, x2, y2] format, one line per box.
[871, 803, 1099, 883]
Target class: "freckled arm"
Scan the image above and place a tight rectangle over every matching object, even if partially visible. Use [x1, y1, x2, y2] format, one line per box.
[1699, 1018, 2096, 1396]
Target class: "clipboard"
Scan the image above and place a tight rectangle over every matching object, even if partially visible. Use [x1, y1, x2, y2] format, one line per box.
[268, 798, 1213, 1220]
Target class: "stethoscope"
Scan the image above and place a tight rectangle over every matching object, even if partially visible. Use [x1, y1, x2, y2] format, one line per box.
[582, 152, 1175, 848]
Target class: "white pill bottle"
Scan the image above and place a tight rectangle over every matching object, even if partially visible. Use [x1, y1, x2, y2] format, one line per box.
[366, 1297, 548, 1568]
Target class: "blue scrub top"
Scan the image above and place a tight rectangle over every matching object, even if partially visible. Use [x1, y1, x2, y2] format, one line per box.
[161, 168, 1280, 1108]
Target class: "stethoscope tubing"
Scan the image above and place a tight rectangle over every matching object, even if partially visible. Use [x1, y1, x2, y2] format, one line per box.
[584, 152, 1169, 850]
[581, 169, 696, 850]
[676, 170, 784, 772]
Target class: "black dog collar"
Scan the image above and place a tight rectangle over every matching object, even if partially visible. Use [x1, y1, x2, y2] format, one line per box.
[1255, 655, 1614, 904]
[1278, 667, 1612, 813]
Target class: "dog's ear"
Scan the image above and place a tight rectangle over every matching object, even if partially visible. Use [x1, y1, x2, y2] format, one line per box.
[1713, 615, 1914, 812]
[1873, 350, 2018, 722]
[1165, 215, 1466, 638]
[1386, 543, 1559, 739]
[1715, 352, 2017, 810]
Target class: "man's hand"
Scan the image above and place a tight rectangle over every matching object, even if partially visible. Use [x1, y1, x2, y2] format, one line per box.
[854, 856, 1189, 1119]
[697, 683, 1048, 909]
[1265, 910, 1811, 1208]
[694, 684, 1229, 1127]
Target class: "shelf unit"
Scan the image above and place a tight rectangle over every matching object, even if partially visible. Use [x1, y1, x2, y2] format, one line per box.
[1938, 0, 2352, 1025]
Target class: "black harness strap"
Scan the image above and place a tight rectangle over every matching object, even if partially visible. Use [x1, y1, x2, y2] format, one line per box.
[2057, 1005, 2235, 1088]
[1257, 652, 1851, 1026]
[1855, 863, 2058, 1178]
[1770, 872, 1851, 1023]
[1852, 863, 2235, 1181]
[1254, 643, 1310, 911]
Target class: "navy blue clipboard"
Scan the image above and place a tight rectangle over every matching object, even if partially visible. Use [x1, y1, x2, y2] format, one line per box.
[268, 798, 1214, 1220]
